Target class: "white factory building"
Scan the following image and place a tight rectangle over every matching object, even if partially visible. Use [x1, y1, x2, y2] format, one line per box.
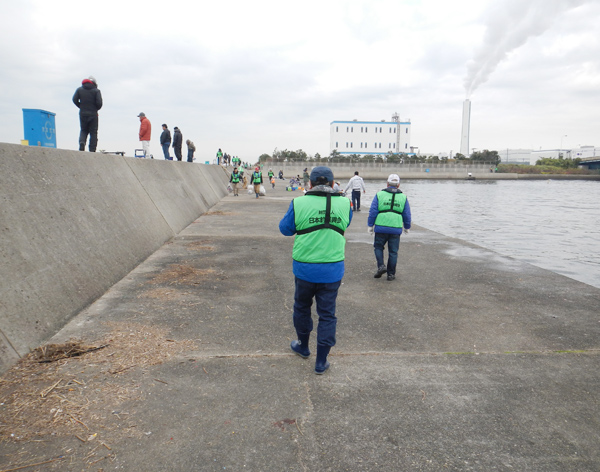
[330, 114, 412, 156]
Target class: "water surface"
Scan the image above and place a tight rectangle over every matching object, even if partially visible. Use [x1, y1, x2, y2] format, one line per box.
[362, 179, 600, 289]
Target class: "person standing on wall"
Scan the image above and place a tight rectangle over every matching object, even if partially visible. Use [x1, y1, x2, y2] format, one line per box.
[72, 76, 103, 152]
[172, 127, 183, 161]
[186, 139, 195, 162]
[160, 124, 172, 160]
[279, 166, 352, 375]
[216, 148, 223, 165]
[137, 112, 152, 158]
[344, 171, 366, 211]
[251, 166, 263, 199]
[367, 174, 412, 281]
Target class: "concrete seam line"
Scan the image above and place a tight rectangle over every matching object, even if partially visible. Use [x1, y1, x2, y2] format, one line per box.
[0, 327, 21, 359]
[122, 156, 176, 237]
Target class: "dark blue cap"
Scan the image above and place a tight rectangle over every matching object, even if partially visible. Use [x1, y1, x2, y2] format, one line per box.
[310, 166, 334, 184]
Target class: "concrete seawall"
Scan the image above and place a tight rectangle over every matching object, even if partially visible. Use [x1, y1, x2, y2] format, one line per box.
[0, 143, 229, 372]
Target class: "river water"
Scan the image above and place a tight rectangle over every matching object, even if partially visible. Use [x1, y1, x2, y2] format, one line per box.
[361, 179, 600, 289]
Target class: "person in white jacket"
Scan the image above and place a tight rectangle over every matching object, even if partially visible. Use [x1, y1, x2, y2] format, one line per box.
[344, 171, 366, 211]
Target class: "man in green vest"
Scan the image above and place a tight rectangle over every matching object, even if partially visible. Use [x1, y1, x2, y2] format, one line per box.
[229, 167, 241, 196]
[367, 174, 412, 281]
[251, 167, 263, 198]
[279, 166, 353, 374]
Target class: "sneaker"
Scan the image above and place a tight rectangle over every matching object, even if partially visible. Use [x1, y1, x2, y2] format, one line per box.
[374, 266, 387, 278]
[387, 274, 396, 281]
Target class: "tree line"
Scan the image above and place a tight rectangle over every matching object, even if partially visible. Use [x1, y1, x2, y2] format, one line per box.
[258, 148, 502, 165]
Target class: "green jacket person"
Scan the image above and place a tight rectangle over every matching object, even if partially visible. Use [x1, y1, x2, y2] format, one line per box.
[279, 166, 353, 374]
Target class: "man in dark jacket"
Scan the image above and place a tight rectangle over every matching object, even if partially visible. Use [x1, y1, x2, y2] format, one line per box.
[172, 127, 183, 161]
[72, 76, 103, 152]
[160, 124, 172, 160]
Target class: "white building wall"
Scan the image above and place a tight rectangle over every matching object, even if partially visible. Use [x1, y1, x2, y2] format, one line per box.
[330, 120, 412, 156]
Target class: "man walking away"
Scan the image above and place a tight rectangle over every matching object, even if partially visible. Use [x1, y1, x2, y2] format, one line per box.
[160, 124, 172, 160]
[72, 76, 103, 152]
[367, 174, 411, 281]
[173, 127, 183, 161]
[344, 171, 366, 211]
[138, 112, 152, 158]
[279, 166, 352, 375]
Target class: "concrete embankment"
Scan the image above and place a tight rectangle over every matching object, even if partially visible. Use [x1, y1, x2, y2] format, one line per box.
[0, 143, 228, 372]
[0, 174, 600, 472]
[1, 181, 598, 470]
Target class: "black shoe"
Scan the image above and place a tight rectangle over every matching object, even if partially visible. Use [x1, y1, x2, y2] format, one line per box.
[387, 274, 396, 281]
[374, 266, 387, 278]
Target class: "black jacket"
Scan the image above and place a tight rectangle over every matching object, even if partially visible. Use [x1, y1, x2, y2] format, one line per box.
[173, 129, 182, 148]
[160, 128, 171, 145]
[72, 82, 103, 116]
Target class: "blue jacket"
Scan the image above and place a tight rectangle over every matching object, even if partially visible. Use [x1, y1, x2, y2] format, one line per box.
[367, 187, 411, 235]
[279, 196, 353, 283]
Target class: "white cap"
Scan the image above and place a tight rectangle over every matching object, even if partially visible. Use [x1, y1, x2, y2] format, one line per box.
[387, 174, 400, 184]
[88, 75, 97, 85]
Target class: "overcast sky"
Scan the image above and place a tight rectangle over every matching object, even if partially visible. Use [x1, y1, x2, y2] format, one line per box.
[0, 0, 598, 161]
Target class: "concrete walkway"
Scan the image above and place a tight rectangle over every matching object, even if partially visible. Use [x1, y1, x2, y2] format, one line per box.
[1, 182, 599, 471]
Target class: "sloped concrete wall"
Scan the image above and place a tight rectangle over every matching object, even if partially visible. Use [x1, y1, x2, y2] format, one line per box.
[0, 143, 228, 372]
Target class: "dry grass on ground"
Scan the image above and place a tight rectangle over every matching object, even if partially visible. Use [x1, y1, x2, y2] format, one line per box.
[0, 322, 196, 445]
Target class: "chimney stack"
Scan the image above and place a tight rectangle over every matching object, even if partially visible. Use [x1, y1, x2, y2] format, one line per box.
[460, 99, 471, 157]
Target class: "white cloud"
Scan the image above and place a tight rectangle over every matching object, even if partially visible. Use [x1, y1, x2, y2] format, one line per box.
[0, 0, 598, 158]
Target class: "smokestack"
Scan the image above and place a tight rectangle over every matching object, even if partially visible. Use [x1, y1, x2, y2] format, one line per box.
[460, 99, 471, 157]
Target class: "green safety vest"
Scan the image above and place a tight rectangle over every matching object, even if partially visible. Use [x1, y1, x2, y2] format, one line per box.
[252, 171, 262, 184]
[292, 192, 351, 263]
[231, 173, 240, 183]
[374, 189, 406, 229]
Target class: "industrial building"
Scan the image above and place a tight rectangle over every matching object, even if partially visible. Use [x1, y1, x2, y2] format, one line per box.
[330, 113, 412, 156]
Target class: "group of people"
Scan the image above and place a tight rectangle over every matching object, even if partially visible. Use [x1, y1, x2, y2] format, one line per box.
[73, 76, 198, 161]
[137, 114, 196, 162]
[216, 150, 245, 167]
[279, 166, 411, 375]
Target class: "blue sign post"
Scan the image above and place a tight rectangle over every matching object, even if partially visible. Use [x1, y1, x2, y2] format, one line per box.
[22, 109, 56, 148]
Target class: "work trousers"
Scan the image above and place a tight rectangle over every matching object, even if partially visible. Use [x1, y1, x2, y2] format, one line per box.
[293, 277, 341, 348]
[374, 232, 401, 276]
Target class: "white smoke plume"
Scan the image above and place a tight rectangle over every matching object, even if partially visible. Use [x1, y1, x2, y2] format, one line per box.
[464, 0, 587, 97]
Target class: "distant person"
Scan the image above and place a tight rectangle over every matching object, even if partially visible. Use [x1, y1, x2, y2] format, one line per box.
[367, 174, 412, 281]
[160, 124, 172, 160]
[230, 167, 241, 196]
[251, 166, 263, 199]
[172, 127, 183, 161]
[186, 139, 195, 162]
[279, 166, 352, 374]
[303, 168, 309, 188]
[279, 170, 284, 180]
[72, 75, 103, 152]
[137, 112, 152, 158]
[344, 171, 366, 211]
[216, 148, 223, 165]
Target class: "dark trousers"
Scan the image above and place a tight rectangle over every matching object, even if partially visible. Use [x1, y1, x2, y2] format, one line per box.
[79, 114, 98, 152]
[293, 277, 341, 347]
[187, 149, 194, 162]
[351, 189, 361, 210]
[174, 146, 182, 161]
[374, 233, 400, 275]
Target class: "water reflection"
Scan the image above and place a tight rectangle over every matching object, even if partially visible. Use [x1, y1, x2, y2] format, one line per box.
[362, 179, 600, 289]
